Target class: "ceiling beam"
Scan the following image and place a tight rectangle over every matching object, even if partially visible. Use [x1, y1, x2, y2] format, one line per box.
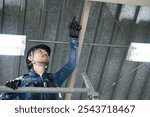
[64, 0, 92, 100]
[89, 0, 150, 7]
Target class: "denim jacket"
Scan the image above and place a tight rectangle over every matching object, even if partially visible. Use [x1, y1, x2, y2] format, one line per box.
[0, 38, 78, 100]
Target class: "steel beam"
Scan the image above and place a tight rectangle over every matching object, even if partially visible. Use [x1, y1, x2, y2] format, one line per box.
[28, 40, 129, 48]
[89, 0, 150, 7]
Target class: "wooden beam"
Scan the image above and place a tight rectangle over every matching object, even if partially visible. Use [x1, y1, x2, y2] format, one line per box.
[90, 0, 150, 7]
[64, 0, 91, 100]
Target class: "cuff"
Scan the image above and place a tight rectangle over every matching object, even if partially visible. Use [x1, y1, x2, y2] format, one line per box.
[70, 38, 79, 48]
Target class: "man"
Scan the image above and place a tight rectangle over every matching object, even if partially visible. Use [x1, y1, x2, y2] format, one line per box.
[0, 17, 82, 100]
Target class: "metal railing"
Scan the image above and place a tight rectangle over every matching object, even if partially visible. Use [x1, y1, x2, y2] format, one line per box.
[0, 73, 99, 100]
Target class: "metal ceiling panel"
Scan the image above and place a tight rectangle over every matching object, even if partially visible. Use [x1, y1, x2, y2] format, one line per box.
[0, 0, 150, 100]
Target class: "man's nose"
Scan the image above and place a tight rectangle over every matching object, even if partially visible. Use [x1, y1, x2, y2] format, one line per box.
[42, 53, 48, 57]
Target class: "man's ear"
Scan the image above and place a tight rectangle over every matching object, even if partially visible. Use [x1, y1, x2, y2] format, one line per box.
[28, 55, 32, 61]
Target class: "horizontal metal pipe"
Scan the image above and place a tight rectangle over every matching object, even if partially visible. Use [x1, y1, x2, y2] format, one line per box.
[28, 40, 129, 48]
[85, 43, 129, 48]
[0, 86, 89, 93]
[28, 40, 69, 44]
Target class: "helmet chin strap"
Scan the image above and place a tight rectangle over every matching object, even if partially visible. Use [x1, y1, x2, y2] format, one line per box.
[30, 51, 49, 69]
[32, 61, 48, 69]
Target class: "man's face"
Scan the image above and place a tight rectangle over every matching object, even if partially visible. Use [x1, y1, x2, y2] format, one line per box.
[30, 49, 49, 63]
[28, 48, 50, 74]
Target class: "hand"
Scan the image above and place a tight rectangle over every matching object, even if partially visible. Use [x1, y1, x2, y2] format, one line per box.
[5, 79, 20, 90]
[68, 16, 82, 38]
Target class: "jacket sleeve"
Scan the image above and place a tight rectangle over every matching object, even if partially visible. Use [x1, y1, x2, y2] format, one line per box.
[52, 38, 79, 86]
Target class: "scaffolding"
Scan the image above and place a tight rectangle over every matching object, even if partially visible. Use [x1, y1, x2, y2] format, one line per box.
[27, 0, 148, 100]
[0, 73, 99, 100]
[0, 0, 148, 100]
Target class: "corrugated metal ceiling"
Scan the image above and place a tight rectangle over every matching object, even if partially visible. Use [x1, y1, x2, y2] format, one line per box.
[0, 0, 150, 100]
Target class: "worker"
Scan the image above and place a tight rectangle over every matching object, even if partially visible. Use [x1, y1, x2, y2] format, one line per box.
[0, 17, 82, 100]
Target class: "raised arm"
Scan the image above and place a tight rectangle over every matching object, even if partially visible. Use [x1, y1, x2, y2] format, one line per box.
[53, 16, 82, 86]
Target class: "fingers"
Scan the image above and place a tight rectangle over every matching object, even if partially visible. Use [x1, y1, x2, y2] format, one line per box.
[5, 80, 18, 90]
[69, 16, 78, 29]
[5, 81, 11, 88]
[70, 22, 82, 31]
[74, 22, 82, 31]
[69, 16, 82, 38]
[72, 16, 76, 23]
[13, 81, 18, 90]
[11, 81, 16, 90]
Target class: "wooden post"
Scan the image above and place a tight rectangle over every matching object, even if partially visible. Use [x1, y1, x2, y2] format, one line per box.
[64, 0, 91, 100]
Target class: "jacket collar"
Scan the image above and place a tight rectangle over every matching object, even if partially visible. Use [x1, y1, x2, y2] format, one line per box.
[28, 68, 49, 81]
